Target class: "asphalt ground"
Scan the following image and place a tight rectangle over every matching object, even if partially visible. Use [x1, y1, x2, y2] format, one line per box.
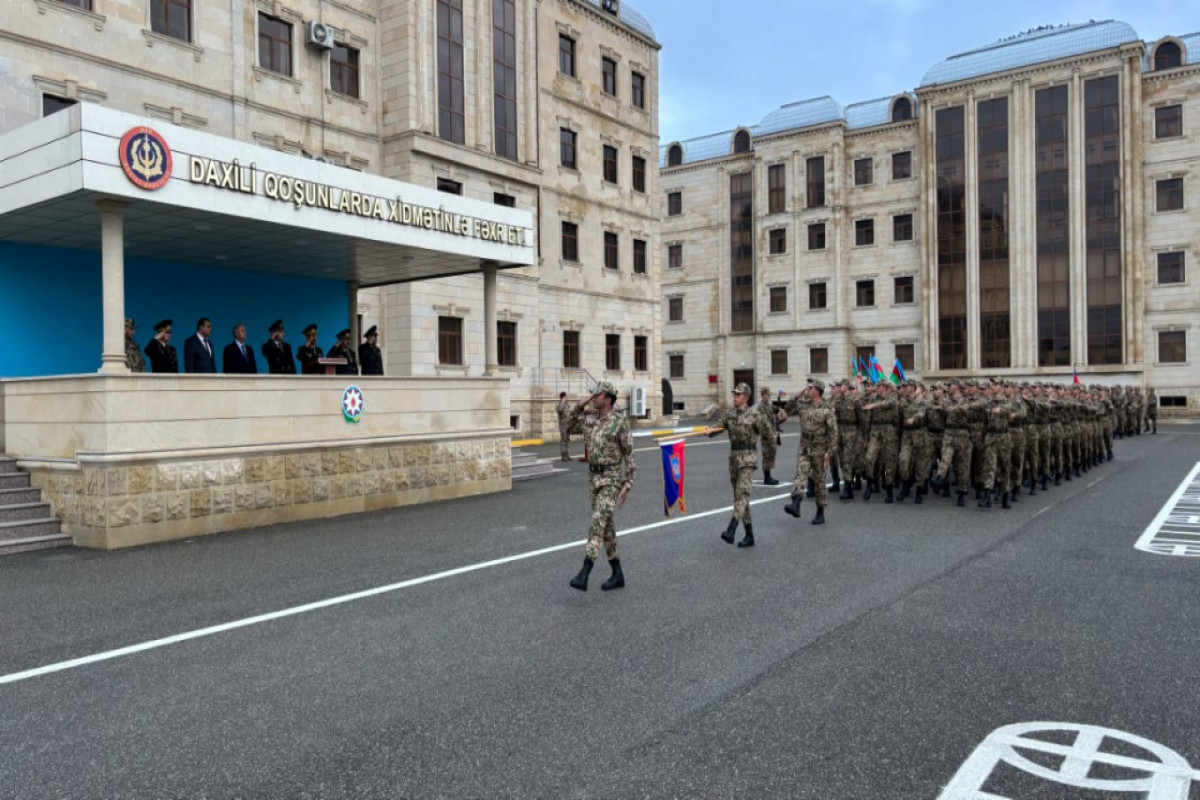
[1, 421, 1199, 799]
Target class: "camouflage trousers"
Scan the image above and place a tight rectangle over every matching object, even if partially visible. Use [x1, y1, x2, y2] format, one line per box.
[1047, 423, 1065, 475]
[792, 445, 829, 508]
[980, 431, 1013, 493]
[865, 426, 899, 486]
[729, 461, 755, 524]
[838, 428, 864, 479]
[559, 423, 572, 459]
[1102, 421, 1114, 455]
[760, 435, 778, 470]
[899, 429, 934, 484]
[937, 430, 973, 492]
[1025, 427, 1042, 482]
[1009, 429, 1027, 490]
[585, 478, 620, 562]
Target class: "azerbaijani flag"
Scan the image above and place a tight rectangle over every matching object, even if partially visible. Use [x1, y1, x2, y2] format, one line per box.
[891, 359, 907, 385]
[661, 440, 687, 516]
[858, 356, 874, 384]
[1073, 367, 1080, 385]
[851, 357, 860, 380]
[871, 355, 886, 384]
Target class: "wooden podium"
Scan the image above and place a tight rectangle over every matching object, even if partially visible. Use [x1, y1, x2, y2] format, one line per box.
[317, 357, 348, 375]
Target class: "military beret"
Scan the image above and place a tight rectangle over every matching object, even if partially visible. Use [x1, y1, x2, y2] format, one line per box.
[364, 325, 378, 338]
[125, 317, 136, 328]
[303, 323, 318, 336]
[807, 378, 826, 394]
[154, 319, 172, 333]
[337, 328, 351, 340]
[593, 379, 617, 397]
[732, 382, 751, 395]
[269, 319, 284, 333]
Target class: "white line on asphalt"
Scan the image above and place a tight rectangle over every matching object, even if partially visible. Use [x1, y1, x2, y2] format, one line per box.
[0, 492, 793, 687]
[1134, 461, 1200, 557]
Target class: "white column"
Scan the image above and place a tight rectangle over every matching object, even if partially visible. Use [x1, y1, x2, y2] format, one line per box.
[965, 91, 981, 371]
[347, 281, 360, 348]
[1068, 69, 1087, 368]
[483, 263, 499, 375]
[97, 199, 129, 374]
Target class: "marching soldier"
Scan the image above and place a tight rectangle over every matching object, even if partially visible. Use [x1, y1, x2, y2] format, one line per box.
[567, 380, 635, 592]
[359, 326, 384, 376]
[707, 382, 772, 548]
[758, 386, 781, 485]
[124, 318, 146, 373]
[862, 382, 901, 503]
[1147, 386, 1158, 434]
[328, 329, 359, 375]
[833, 381, 864, 499]
[262, 320, 297, 375]
[297, 324, 324, 375]
[782, 379, 839, 525]
[144, 319, 178, 374]
[556, 391, 573, 462]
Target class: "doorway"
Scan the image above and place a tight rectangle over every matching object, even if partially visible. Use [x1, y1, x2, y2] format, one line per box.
[732, 369, 755, 405]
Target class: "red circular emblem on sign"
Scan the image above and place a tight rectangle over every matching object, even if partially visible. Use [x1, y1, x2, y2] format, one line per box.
[118, 127, 173, 190]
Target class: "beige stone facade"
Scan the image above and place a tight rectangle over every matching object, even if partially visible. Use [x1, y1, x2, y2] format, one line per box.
[661, 23, 1200, 416]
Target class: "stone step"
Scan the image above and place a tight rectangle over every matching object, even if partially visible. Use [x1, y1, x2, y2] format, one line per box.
[0, 517, 63, 544]
[0, 487, 42, 505]
[511, 452, 540, 467]
[0, 472, 31, 490]
[0, 502, 53, 523]
[0, 533, 74, 555]
[0, 456, 18, 474]
[512, 460, 569, 482]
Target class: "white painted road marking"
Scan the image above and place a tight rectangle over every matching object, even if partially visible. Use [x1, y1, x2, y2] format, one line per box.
[1135, 461, 1200, 557]
[938, 721, 1200, 799]
[0, 492, 792, 687]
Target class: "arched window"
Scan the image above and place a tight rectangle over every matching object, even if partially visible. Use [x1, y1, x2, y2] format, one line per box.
[733, 129, 751, 154]
[667, 143, 683, 167]
[1154, 41, 1182, 71]
[892, 97, 913, 122]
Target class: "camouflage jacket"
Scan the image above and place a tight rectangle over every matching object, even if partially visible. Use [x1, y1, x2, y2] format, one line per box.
[570, 404, 635, 489]
[793, 403, 839, 453]
[125, 338, 146, 373]
[713, 405, 772, 467]
[556, 400, 571, 426]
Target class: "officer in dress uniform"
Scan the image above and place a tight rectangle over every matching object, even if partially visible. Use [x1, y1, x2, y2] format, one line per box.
[328, 329, 359, 375]
[359, 326, 384, 376]
[124, 318, 146, 373]
[297, 324, 324, 375]
[261, 320, 297, 375]
[144, 319, 178, 374]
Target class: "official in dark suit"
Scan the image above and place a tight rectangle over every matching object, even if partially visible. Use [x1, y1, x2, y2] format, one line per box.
[262, 320, 296, 375]
[359, 325, 384, 376]
[183, 317, 217, 373]
[144, 319, 178, 374]
[297, 323, 324, 375]
[222, 323, 258, 374]
[328, 328, 359, 375]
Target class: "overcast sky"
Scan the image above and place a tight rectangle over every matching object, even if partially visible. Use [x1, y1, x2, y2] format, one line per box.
[630, 0, 1190, 145]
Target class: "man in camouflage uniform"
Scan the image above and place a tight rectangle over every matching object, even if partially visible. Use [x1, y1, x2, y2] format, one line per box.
[124, 317, 146, 373]
[834, 381, 864, 499]
[567, 380, 635, 592]
[758, 386, 781, 485]
[782, 379, 839, 525]
[862, 382, 901, 503]
[1147, 386, 1158, 434]
[708, 382, 773, 547]
[556, 391, 573, 461]
[978, 384, 1014, 509]
[897, 382, 933, 503]
[933, 382, 973, 506]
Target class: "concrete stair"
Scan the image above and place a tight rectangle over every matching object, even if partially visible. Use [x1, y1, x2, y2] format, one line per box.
[511, 449, 569, 482]
[0, 456, 71, 555]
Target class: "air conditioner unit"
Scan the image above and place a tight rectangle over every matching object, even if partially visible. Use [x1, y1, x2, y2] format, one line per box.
[631, 386, 647, 418]
[305, 20, 335, 50]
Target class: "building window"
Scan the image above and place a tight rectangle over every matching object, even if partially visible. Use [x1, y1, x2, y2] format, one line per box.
[437, 177, 462, 195]
[632, 155, 646, 193]
[603, 145, 618, 184]
[807, 222, 826, 251]
[493, 192, 516, 207]
[57, 0, 93, 8]
[438, 316, 463, 365]
[1154, 41, 1183, 71]
[893, 151, 912, 180]
[856, 279, 875, 308]
[561, 221, 579, 262]
[767, 164, 786, 214]
[810, 347, 828, 374]
[894, 276, 914, 304]
[895, 344, 915, 372]
[633, 238, 647, 274]
[668, 244, 682, 269]
[1155, 105, 1182, 139]
[492, 0, 517, 161]
[769, 228, 787, 255]
[605, 334, 621, 371]
[562, 330, 580, 368]
[604, 231, 619, 270]
[631, 71, 646, 109]
[1084, 75, 1122, 366]
[729, 172, 754, 332]
[808, 282, 827, 310]
[258, 13, 293, 77]
[602, 57, 617, 96]
[733, 130, 751, 154]
[559, 128, 577, 169]
[856, 346, 876, 366]
[979, 95, 1012, 369]
[42, 95, 76, 118]
[937, 105, 968, 370]
[1157, 178, 1184, 211]
[855, 218, 874, 246]
[806, 156, 825, 208]
[497, 320, 517, 367]
[893, 213, 913, 242]
[854, 158, 873, 186]
[1160, 395, 1187, 407]
[1036, 85, 1070, 368]
[1158, 252, 1185, 284]
[667, 144, 683, 167]
[892, 97, 913, 122]
[1159, 330, 1186, 363]
[769, 286, 787, 313]
[330, 42, 360, 98]
[436, 0, 465, 144]
[634, 336, 648, 371]
[669, 354, 684, 378]
[668, 296, 683, 322]
[667, 191, 682, 216]
[559, 34, 575, 77]
[151, 0, 191, 42]
[770, 349, 788, 375]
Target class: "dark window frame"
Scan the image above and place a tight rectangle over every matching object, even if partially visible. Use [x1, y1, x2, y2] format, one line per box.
[768, 164, 786, 214]
[631, 71, 646, 109]
[634, 336, 648, 372]
[497, 320, 517, 367]
[438, 316, 464, 366]
[668, 243, 682, 269]
[562, 330, 580, 368]
[892, 97, 913, 122]
[1154, 41, 1183, 71]
[769, 286, 787, 313]
[559, 128, 577, 170]
[856, 279, 876, 308]
[604, 230, 619, 270]
[667, 191, 682, 216]
[855, 218, 875, 246]
[770, 349, 788, 376]
[257, 13, 294, 77]
[492, 0, 518, 161]
[330, 42, 361, 99]
[1159, 330, 1186, 363]
[667, 145, 683, 167]
[632, 155, 646, 193]
[892, 150, 912, 180]
[1157, 251, 1185, 284]
[854, 158, 873, 186]
[894, 275, 914, 304]
[561, 221, 579, 262]
[1157, 178, 1184, 212]
[808, 282, 827, 310]
[633, 238, 647, 274]
[806, 156, 826, 208]
[893, 213, 913, 242]
[807, 222, 826, 251]
[603, 144, 618, 184]
[605, 334, 621, 371]
[41, 94, 76, 118]
[602, 57, 617, 97]
[151, 0, 192, 42]
[558, 34, 575, 77]
[669, 354, 684, 378]
[437, 177, 462, 195]
[768, 228, 787, 255]
[1155, 105, 1182, 139]
[436, 0, 465, 144]
[809, 347, 829, 374]
[895, 344, 915, 372]
[668, 296, 683, 322]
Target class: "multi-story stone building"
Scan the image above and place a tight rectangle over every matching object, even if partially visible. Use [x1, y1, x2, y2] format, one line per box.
[661, 20, 1199, 416]
[0, 0, 662, 435]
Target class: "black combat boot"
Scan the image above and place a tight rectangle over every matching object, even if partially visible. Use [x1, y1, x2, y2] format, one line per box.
[737, 524, 755, 548]
[896, 481, 912, 502]
[600, 559, 625, 591]
[914, 484, 924, 505]
[884, 484, 895, 504]
[829, 464, 840, 491]
[1028, 477, 1036, 497]
[763, 469, 780, 486]
[930, 473, 944, 491]
[806, 478, 816, 499]
[721, 517, 738, 544]
[956, 491, 966, 507]
[978, 489, 992, 509]
[942, 483, 952, 498]
[1054, 472, 1062, 486]
[569, 558, 594, 591]
[840, 480, 854, 500]
[784, 495, 802, 518]
[1041, 474, 1048, 491]
[862, 481, 873, 502]
[1012, 484, 1020, 499]
[1010, 488, 1019, 503]
[811, 507, 825, 525]
[1001, 492, 1011, 509]
[853, 476, 863, 491]
[1063, 468, 1072, 482]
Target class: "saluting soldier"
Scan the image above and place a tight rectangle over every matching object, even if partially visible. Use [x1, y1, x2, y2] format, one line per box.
[144, 319, 178, 374]
[707, 382, 773, 548]
[124, 318, 146, 373]
[782, 378, 839, 525]
[262, 320, 297, 375]
[328, 329, 359, 375]
[359, 326, 384, 376]
[297, 324, 324, 375]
